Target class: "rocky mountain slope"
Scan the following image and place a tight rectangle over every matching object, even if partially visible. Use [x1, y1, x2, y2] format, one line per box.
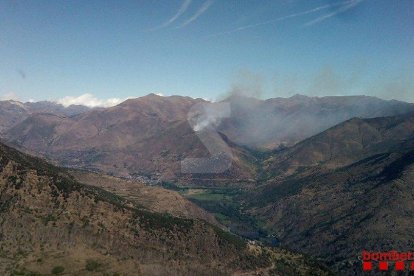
[247, 112, 414, 273]
[263, 112, 414, 178]
[2, 94, 414, 274]
[70, 170, 220, 225]
[0, 100, 90, 134]
[5, 94, 414, 185]
[0, 142, 329, 275]
[5, 94, 259, 184]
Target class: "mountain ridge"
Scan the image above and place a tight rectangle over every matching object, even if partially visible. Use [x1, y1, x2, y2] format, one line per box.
[5, 94, 414, 185]
[243, 112, 414, 273]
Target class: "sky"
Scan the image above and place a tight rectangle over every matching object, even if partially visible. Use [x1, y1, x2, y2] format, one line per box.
[0, 0, 413, 106]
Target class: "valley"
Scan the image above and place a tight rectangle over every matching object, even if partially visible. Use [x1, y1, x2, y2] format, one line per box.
[0, 141, 330, 275]
[1, 2, 412, 274]
[2, 94, 414, 274]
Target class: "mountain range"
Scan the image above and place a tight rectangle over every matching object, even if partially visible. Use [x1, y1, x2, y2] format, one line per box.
[3, 94, 414, 184]
[2, 93, 414, 274]
[0, 100, 91, 134]
[248, 113, 414, 272]
[0, 141, 327, 275]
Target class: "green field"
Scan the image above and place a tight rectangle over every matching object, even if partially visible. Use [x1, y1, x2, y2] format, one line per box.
[160, 185, 270, 242]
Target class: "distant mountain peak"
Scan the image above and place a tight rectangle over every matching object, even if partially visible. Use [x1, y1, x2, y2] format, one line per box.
[146, 92, 163, 97]
[290, 94, 309, 99]
[6, 100, 28, 109]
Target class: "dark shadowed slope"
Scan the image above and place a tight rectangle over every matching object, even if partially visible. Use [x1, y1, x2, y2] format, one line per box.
[251, 149, 414, 273]
[247, 112, 414, 273]
[263, 112, 414, 178]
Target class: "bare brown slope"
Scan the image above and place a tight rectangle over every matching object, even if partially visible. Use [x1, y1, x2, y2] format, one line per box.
[0, 143, 328, 275]
[6, 94, 258, 184]
[7, 94, 414, 187]
[0, 100, 90, 135]
[70, 170, 220, 226]
[263, 113, 414, 178]
[0, 101, 29, 134]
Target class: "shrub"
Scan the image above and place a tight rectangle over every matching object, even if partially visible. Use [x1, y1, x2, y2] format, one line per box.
[85, 259, 101, 271]
[51, 266, 65, 275]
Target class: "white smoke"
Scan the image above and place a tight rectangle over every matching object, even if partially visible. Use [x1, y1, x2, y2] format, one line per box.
[188, 102, 231, 132]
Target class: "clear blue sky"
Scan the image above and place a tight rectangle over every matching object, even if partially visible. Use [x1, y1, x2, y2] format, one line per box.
[0, 0, 413, 104]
